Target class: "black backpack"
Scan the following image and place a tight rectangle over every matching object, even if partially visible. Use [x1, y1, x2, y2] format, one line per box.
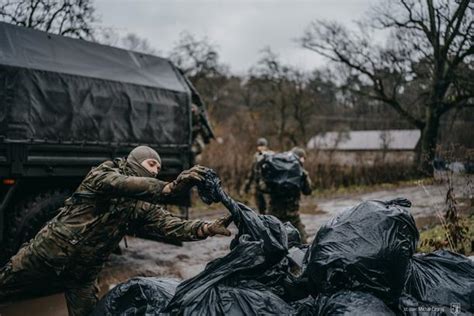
[259, 151, 304, 195]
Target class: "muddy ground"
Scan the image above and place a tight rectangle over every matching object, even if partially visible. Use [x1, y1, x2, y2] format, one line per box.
[0, 174, 472, 315]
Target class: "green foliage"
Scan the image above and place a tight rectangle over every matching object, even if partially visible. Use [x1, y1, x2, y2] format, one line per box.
[418, 215, 473, 255]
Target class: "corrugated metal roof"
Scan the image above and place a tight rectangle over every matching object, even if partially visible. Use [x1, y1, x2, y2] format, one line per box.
[307, 130, 421, 150]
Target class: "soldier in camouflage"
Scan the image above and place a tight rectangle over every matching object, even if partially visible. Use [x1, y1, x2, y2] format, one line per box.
[243, 138, 274, 214]
[268, 147, 312, 243]
[0, 146, 232, 316]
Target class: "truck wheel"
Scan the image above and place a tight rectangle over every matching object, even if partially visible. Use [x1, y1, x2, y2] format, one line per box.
[2, 189, 71, 264]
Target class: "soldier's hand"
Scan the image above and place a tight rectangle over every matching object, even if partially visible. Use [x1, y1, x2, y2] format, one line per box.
[202, 215, 233, 237]
[163, 166, 209, 195]
[177, 165, 208, 183]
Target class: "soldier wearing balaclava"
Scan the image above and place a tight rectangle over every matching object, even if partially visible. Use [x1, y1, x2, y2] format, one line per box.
[0, 146, 232, 316]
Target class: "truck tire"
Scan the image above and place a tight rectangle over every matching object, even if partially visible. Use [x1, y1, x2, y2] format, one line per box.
[1, 189, 71, 264]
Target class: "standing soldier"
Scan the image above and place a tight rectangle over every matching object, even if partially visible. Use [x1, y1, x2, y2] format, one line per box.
[268, 147, 312, 243]
[243, 138, 273, 214]
[0, 146, 232, 316]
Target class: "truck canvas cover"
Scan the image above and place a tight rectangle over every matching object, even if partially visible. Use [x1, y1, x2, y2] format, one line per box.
[0, 22, 191, 146]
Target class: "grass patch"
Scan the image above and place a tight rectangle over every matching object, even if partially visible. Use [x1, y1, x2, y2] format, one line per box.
[418, 215, 474, 255]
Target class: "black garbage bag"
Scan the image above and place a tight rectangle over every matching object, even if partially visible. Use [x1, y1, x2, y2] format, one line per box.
[164, 234, 299, 314]
[315, 290, 396, 316]
[172, 279, 296, 315]
[90, 277, 179, 316]
[253, 244, 311, 302]
[290, 296, 319, 316]
[198, 169, 289, 259]
[259, 151, 304, 195]
[306, 198, 419, 302]
[165, 170, 295, 314]
[285, 221, 302, 247]
[404, 250, 474, 313]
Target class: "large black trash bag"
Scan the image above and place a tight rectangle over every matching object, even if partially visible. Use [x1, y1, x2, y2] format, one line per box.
[165, 170, 294, 314]
[172, 279, 296, 316]
[259, 151, 304, 195]
[315, 291, 396, 316]
[404, 250, 474, 313]
[253, 243, 311, 302]
[290, 296, 319, 316]
[306, 198, 419, 302]
[198, 169, 289, 259]
[90, 277, 179, 316]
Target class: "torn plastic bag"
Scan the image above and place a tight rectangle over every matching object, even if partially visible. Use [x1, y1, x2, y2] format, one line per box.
[404, 250, 474, 313]
[306, 199, 419, 302]
[90, 277, 179, 316]
[315, 291, 396, 316]
[237, 222, 309, 302]
[285, 221, 302, 248]
[253, 244, 311, 302]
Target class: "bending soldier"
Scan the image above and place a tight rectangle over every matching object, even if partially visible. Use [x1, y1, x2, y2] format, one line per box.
[268, 147, 312, 243]
[243, 138, 273, 214]
[0, 146, 232, 316]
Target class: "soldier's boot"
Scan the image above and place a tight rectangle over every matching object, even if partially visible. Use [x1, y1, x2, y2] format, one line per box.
[64, 279, 99, 316]
[255, 191, 267, 215]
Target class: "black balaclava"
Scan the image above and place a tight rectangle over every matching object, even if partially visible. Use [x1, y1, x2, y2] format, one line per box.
[125, 146, 161, 177]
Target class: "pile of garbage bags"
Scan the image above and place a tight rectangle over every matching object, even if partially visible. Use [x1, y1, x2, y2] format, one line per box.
[92, 171, 474, 315]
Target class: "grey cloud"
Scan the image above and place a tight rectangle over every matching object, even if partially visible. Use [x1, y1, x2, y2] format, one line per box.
[95, 0, 376, 73]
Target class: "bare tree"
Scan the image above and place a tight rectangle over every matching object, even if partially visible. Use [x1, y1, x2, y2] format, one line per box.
[169, 32, 227, 79]
[0, 0, 97, 39]
[120, 33, 158, 55]
[96, 28, 159, 55]
[300, 0, 473, 175]
[169, 32, 229, 113]
[248, 48, 318, 147]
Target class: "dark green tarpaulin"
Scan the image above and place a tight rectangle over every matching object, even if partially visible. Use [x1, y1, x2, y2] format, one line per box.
[0, 22, 193, 145]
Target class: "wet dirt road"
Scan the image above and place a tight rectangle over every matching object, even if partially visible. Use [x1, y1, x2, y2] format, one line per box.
[0, 176, 471, 315]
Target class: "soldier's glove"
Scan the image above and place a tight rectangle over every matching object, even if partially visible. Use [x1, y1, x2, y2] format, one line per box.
[163, 165, 208, 195]
[199, 215, 233, 237]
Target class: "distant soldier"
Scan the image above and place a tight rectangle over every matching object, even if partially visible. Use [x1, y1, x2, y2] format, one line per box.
[0, 146, 232, 316]
[268, 147, 312, 243]
[243, 138, 274, 214]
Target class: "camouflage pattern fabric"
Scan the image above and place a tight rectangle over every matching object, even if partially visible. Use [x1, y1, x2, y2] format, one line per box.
[243, 150, 274, 214]
[268, 170, 312, 243]
[0, 158, 206, 316]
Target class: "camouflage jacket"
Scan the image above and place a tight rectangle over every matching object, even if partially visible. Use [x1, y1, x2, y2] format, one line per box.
[42, 159, 206, 268]
[243, 150, 274, 192]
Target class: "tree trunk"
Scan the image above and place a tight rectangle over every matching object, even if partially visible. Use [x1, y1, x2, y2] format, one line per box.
[417, 107, 441, 175]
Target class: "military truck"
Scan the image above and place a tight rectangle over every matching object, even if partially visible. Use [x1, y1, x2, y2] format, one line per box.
[0, 22, 213, 263]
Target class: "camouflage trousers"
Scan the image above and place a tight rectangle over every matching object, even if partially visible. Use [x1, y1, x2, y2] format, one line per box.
[254, 189, 268, 215]
[0, 224, 101, 316]
[269, 199, 307, 243]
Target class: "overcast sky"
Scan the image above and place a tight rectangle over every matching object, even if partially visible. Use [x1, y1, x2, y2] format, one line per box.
[95, 0, 377, 74]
